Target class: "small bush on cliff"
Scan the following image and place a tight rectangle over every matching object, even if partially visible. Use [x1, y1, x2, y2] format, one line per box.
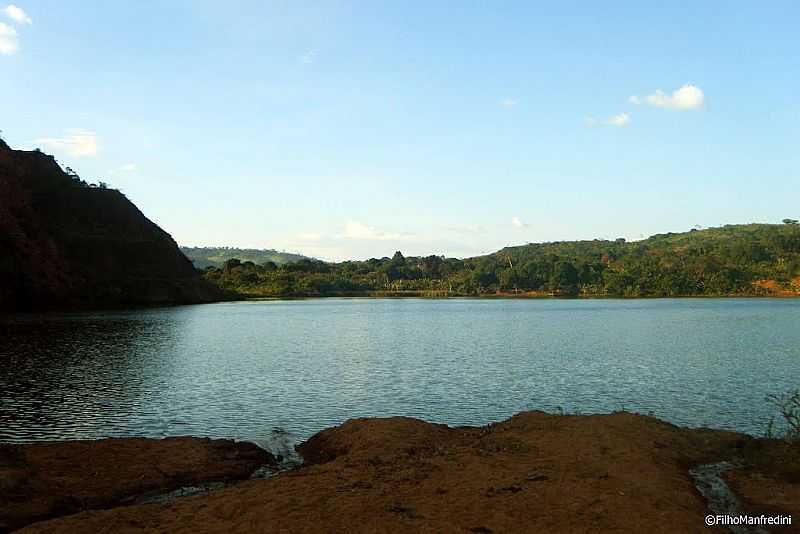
[765, 389, 800, 442]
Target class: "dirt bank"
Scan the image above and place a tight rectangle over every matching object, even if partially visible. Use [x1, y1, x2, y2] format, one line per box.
[10, 412, 800, 533]
[723, 438, 800, 534]
[0, 437, 274, 532]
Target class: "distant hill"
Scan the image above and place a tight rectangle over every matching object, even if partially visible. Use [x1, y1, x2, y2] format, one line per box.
[181, 247, 310, 269]
[484, 223, 800, 296]
[0, 139, 228, 312]
[201, 223, 800, 298]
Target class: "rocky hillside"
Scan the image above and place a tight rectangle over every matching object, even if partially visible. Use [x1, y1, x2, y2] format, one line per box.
[0, 140, 228, 312]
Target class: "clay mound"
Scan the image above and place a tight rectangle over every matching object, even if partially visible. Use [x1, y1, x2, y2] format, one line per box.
[0, 437, 274, 532]
[18, 412, 758, 533]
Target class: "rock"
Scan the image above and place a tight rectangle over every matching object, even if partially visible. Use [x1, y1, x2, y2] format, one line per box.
[0, 437, 274, 532]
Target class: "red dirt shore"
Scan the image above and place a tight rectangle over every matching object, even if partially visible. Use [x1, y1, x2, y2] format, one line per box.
[0, 437, 274, 532]
[10, 411, 800, 533]
[6, 412, 800, 534]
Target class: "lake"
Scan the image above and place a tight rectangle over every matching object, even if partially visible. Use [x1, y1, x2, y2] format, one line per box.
[1, 298, 799, 448]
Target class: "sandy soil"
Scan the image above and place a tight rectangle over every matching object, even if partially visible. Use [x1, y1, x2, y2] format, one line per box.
[0, 437, 274, 532]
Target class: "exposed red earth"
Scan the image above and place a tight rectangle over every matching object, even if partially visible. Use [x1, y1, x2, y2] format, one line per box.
[8, 412, 799, 533]
[0, 437, 274, 532]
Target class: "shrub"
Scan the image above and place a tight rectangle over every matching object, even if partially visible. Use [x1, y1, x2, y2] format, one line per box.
[765, 389, 800, 442]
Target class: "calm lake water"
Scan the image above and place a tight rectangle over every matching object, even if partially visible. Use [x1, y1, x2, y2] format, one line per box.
[1, 298, 799, 447]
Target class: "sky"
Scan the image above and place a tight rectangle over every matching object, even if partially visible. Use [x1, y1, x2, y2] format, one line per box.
[1, 1, 799, 261]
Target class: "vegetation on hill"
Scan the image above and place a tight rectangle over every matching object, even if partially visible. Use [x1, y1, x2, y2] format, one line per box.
[181, 247, 310, 269]
[201, 222, 800, 298]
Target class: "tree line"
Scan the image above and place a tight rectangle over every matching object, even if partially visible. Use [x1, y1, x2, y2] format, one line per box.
[201, 222, 800, 298]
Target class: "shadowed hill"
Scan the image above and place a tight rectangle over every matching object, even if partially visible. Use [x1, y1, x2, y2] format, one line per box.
[0, 139, 228, 312]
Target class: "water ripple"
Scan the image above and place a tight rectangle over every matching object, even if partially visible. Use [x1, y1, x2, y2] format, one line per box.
[1, 298, 799, 446]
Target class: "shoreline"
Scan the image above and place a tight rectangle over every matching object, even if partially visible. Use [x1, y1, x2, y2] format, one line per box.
[239, 292, 800, 300]
[3, 292, 798, 318]
[5, 411, 798, 533]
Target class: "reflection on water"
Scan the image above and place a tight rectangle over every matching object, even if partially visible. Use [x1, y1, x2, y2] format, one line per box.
[1, 298, 799, 444]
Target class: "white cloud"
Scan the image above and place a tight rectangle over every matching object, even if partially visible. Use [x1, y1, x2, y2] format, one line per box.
[4, 5, 31, 24]
[585, 113, 630, 127]
[605, 112, 630, 127]
[300, 50, 316, 64]
[630, 84, 705, 110]
[512, 216, 529, 228]
[341, 221, 414, 241]
[0, 22, 18, 54]
[35, 129, 99, 157]
[501, 98, 517, 108]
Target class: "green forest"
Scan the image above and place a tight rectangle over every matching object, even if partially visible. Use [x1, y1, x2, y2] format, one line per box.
[199, 222, 800, 298]
[181, 247, 310, 269]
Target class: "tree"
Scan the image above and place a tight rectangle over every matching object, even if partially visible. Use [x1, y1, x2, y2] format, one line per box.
[471, 269, 498, 291]
[783, 219, 799, 225]
[419, 255, 443, 278]
[391, 251, 406, 265]
[222, 258, 241, 275]
[65, 167, 86, 186]
[519, 261, 548, 290]
[380, 251, 408, 282]
[197, 222, 800, 299]
[550, 261, 579, 294]
[500, 267, 531, 292]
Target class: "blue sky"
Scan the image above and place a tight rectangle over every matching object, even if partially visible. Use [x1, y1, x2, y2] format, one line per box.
[1, 1, 798, 260]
